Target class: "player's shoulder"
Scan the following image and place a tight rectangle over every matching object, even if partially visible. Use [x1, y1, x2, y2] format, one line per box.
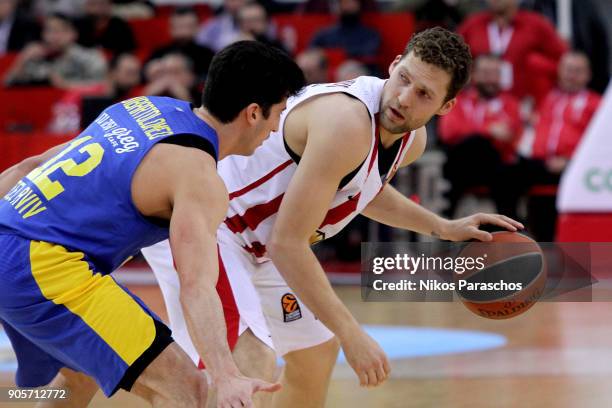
[307, 92, 372, 131]
[146, 142, 219, 184]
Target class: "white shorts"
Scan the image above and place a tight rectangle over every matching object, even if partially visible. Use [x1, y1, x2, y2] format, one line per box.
[141, 225, 334, 361]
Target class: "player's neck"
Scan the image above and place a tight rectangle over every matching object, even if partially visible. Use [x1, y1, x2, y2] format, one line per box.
[493, 8, 516, 27]
[379, 127, 408, 148]
[193, 106, 234, 160]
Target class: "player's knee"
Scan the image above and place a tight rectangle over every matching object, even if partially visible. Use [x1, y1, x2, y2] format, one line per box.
[150, 368, 208, 407]
[313, 336, 341, 363]
[284, 337, 340, 380]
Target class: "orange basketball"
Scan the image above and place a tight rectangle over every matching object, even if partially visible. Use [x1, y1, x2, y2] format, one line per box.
[455, 231, 547, 319]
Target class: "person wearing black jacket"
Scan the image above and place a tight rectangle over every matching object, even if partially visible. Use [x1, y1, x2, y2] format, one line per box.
[0, 0, 40, 54]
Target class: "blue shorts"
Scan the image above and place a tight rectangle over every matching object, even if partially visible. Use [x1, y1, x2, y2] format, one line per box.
[0, 234, 173, 397]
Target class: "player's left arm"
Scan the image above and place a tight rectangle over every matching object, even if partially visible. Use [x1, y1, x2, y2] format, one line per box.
[361, 127, 524, 241]
[0, 142, 68, 197]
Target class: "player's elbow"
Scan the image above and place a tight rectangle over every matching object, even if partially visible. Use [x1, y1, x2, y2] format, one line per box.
[17, 155, 45, 175]
[179, 271, 217, 303]
[267, 234, 306, 261]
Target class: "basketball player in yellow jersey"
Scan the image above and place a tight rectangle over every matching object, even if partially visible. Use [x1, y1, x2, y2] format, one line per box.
[0, 42, 304, 407]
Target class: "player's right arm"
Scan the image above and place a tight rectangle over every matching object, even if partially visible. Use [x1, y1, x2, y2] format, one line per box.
[133, 143, 280, 408]
[267, 95, 391, 387]
[0, 142, 68, 197]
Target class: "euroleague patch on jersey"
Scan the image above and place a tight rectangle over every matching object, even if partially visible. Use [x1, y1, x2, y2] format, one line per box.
[281, 293, 302, 322]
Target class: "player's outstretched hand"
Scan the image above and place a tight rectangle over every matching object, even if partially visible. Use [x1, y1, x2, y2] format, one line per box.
[341, 329, 391, 388]
[215, 374, 281, 408]
[439, 213, 524, 242]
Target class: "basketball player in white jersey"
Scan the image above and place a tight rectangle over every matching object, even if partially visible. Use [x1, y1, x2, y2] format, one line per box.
[143, 27, 524, 407]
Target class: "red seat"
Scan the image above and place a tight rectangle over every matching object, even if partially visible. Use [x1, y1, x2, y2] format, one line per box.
[0, 87, 67, 133]
[528, 184, 558, 196]
[129, 17, 171, 52]
[0, 53, 17, 82]
[272, 12, 414, 71]
[321, 48, 347, 80]
[0, 132, 74, 172]
[362, 13, 415, 71]
[273, 13, 335, 55]
[155, 4, 212, 21]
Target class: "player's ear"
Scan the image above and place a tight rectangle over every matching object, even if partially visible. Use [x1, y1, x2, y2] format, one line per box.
[437, 97, 457, 116]
[388, 55, 402, 76]
[245, 103, 260, 125]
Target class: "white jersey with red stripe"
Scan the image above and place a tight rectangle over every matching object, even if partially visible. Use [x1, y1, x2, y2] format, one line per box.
[220, 76, 415, 261]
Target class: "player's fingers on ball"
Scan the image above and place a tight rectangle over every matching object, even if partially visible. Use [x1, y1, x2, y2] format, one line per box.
[500, 214, 524, 229]
[482, 214, 516, 231]
[470, 226, 492, 241]
[492, 214, 519, 230]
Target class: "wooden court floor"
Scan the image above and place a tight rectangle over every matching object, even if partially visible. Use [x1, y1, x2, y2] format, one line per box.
[2, 285, 612, 407]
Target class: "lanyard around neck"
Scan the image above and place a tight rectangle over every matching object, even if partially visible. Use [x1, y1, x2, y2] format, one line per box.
[487, 22, 514, 56]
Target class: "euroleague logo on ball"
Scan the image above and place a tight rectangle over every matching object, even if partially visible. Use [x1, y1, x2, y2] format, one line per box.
[281, 293, 302, 322]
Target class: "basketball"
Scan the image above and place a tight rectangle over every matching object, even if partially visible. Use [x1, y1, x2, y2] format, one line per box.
[455, 231, 547, 319]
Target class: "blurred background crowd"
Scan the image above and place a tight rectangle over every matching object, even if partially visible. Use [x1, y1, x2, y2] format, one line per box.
[0, 0, 610, 261]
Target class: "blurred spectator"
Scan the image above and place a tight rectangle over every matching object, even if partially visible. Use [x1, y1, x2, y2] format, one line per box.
[112, 0, 155, 19]
[309, 0, 381, 68]
[508, 51, 601, 240]
[529, 51, 601, 171]
[393, 0, 463, 31]
[144, 53, 200, 103]
[335, 59, 368, 81]
[298, 0, 377, 14]
[103, 52, 142, 100]
[0, 0, 40, 55]
[438, 54, 522, 218]
[31, 0, 84, 18]
[196, 0, 247, 52]
[523, 0, 610, 94]
[235, 1, 286, 52]
[394, 0, 486, 18]
[458, 0, 567, 104]
[296, 48, 329, 84]
[76, 0, 136, 55]
[79, 53, 143, 127]
[148, 7, 214, 80]
[4, 13, 106, 88]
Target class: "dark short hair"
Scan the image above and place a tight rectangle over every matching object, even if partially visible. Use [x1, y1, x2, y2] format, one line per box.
[203, 41, 305, 123]
[402, 27, 472, 102]
[47, 12, 77, 31]
[172, 6, 198, 18]
[109, 52, 136, 70]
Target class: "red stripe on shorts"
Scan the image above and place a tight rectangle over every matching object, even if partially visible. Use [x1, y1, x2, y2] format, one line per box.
[198, 248, 240, 369]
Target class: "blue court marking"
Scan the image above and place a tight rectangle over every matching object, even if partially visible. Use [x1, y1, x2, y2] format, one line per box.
[0, 330, 16, 372]
[338, 325, 506, 363]
[277, 325, 505, 365]
[0, 326, 507, 372]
